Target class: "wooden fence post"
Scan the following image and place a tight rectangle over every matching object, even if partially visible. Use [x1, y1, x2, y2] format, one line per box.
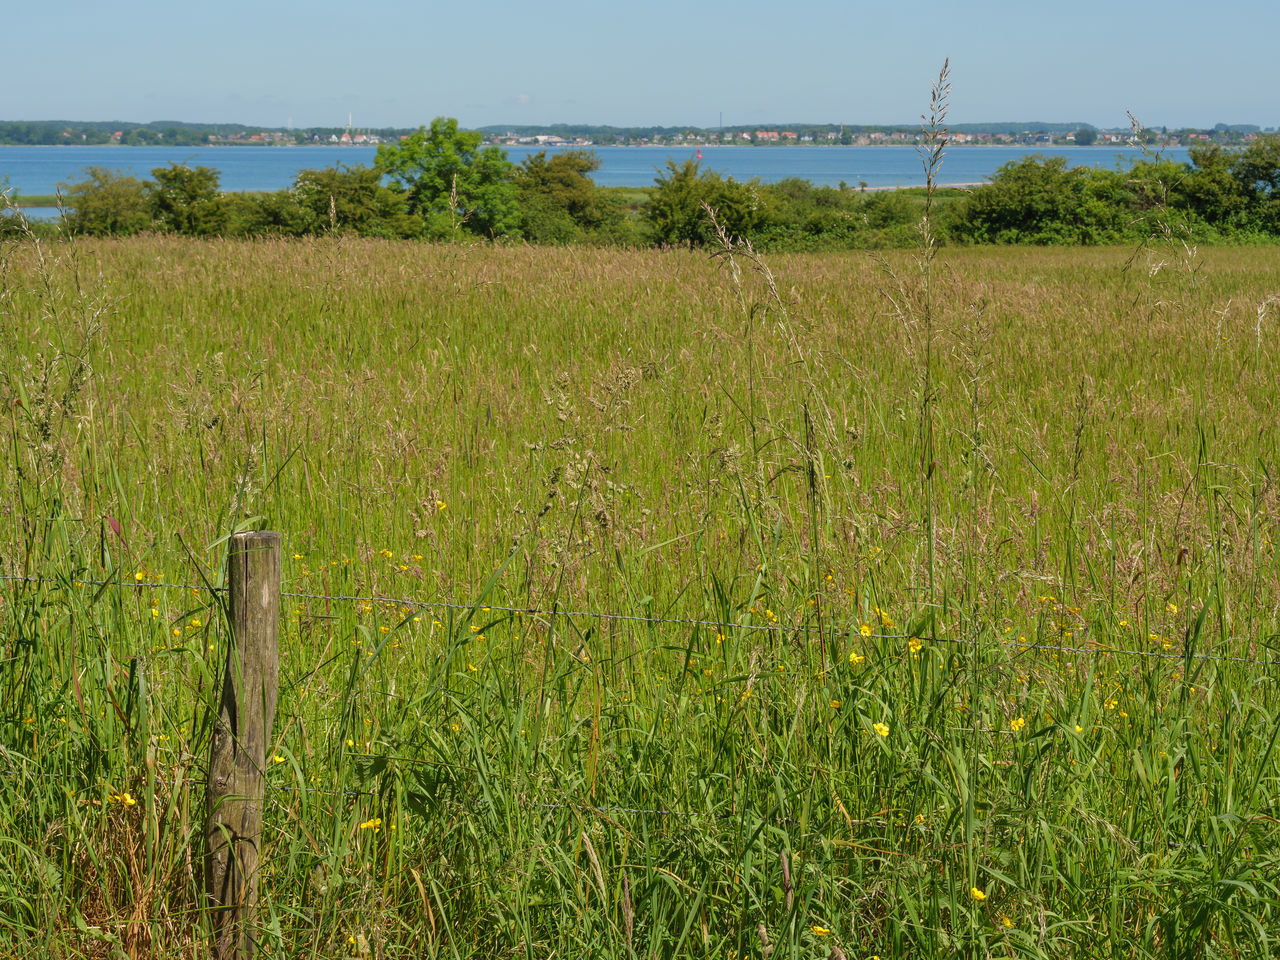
[206, 530, 281, 959]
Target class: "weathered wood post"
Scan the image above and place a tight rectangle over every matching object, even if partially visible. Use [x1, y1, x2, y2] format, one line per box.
[206, 531, 280, 960]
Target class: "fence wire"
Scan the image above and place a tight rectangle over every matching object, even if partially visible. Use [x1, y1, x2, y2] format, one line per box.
[0, 766, 1246, 853]
[2, 570, 1271, 859]
[2, 573, 1276, 666]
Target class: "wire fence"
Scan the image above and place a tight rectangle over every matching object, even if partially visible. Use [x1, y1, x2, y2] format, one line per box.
[0, 765, 787, 821]
[0, 765, 1252, 856]
[2, 572, 1275, 668]
[3, 565, 1274, 864]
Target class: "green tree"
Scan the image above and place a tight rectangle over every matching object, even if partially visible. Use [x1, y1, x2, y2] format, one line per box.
[1181, 144, 1250, 227]
[1231, 135, 1280, 196]
[222, 191, 309, 238]
[514, 151, 623, 244]
[1074, 127, 1097, 146]
[952, 156, 1132, 244]
[293, 165, 413, 237]
[1230, 134, 1280, 232]
[374, 118, 519, 239]
[645, 159, 760, 248]
[747, 178, 871, 251]
[60, 166, 154, 235]
[149, 164, 226, 235]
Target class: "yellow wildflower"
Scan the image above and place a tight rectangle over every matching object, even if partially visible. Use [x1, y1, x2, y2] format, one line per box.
[971, 887, 986, 901]
[873, 722, 889, 737]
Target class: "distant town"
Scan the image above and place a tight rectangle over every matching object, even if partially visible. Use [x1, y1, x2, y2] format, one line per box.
[479, 127, 1272, 149]
[0, 119, 1273, 149]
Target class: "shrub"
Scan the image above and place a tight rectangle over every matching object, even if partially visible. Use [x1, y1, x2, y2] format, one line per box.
[292, 165, 414, 238]
[149, 164, 226, 236]
[646, 158, 761, 248]
[59, 167, 153, 236]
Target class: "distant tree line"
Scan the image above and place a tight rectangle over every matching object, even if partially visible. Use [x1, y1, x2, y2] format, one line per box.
[0, 120, 260, 145]
[0, 119, 419, 147]
[19, 118, 1280, 249]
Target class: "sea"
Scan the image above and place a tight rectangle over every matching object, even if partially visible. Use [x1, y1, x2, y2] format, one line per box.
[3, 143, 1190, 220]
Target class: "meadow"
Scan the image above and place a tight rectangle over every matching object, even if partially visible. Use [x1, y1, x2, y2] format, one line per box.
[2, 227, 1279, 958]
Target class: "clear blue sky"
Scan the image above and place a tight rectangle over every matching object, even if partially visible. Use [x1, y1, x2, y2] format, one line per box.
[5, 0, 1275, 130]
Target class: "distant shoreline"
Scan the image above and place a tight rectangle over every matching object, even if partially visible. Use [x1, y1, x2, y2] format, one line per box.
[1, 141, 1151, 149]
[0, 142, 1172, 151]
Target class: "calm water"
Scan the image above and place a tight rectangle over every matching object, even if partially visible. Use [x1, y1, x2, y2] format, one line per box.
[2, 143, 1189, 201]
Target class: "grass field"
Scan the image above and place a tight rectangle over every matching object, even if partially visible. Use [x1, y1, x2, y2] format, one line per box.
[2, 230, 1279, 958]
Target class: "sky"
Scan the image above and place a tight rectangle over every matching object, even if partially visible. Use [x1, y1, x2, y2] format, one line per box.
[4, 0, 1276, 130]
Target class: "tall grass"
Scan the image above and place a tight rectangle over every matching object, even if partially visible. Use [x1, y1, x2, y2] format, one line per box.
[1, 214, 1279, 957]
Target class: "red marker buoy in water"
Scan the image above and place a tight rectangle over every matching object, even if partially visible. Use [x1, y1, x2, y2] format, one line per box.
[696, 149, 702, 159]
